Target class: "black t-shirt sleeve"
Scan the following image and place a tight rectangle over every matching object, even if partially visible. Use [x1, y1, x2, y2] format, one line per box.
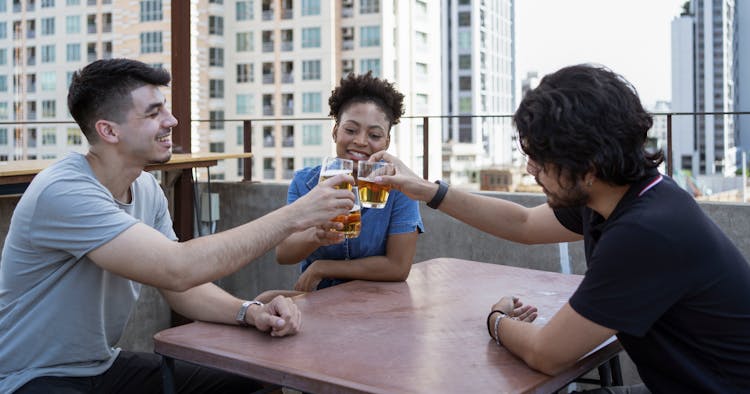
[553, 206, 584, 234]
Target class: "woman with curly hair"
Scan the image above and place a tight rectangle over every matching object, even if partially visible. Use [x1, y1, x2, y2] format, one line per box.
[272, 72, 424, 292]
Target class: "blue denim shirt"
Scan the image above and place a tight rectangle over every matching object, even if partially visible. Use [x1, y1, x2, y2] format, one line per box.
[288, 165, 424, 289]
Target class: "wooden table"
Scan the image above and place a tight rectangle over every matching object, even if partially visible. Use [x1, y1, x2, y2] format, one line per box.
[154, 258, 622, 394]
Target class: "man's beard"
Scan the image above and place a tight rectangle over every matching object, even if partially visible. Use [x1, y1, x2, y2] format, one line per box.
[537, 177, 589, 208]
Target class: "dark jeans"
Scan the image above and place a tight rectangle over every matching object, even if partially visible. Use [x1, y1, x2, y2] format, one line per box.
[15, 351, 263, 394]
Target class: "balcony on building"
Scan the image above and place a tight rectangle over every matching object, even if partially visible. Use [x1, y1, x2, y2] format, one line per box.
[262, 0, 274, 20]
[262, 62, 274, 84]
[281, 94, 293, 116]
[280, 0, 293, 19]
[262, 31, 274, 53]
[262, 126, 274, 148]
[280, 29, 293, 52]
[262, 95, 274, 116]
[282, 125, 294, 148]
[281, 61, 293, 84]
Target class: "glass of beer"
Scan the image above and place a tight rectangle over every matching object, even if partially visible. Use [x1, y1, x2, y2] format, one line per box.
[319, 157, 354, 191]
[331, 186, 361, 238]
[357, 161, 395, 208]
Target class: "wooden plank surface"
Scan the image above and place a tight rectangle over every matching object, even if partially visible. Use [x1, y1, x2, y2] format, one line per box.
[154, 258, 621, 394]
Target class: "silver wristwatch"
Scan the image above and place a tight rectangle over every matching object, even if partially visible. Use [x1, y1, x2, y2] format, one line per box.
[235, 300, 263, 327]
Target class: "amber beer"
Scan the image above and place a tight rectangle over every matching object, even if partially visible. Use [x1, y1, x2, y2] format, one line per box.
[332, 206, 361, 238]
[319, 170, 353, 191]
[356, 161, 395, 209]
[357, 178, 391, 209]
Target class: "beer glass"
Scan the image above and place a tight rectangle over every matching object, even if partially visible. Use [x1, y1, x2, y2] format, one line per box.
[319, 157, 354, 191]
[331, 186, 361, 238]
[357, 161, 395, 208]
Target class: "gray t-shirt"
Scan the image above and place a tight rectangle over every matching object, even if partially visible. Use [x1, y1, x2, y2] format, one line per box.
[0, 153, 176, 393]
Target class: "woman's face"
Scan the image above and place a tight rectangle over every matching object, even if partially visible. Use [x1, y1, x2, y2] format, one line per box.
[333, 102, 390, 164]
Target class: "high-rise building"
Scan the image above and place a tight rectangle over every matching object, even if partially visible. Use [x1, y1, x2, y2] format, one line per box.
[737, 0, 750, 165]
[1, 0, 444, 184]
[440, 0, 516, 185]
[670, 0, 738, 177]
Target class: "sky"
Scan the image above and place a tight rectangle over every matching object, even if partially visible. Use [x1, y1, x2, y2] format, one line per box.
[515, 0, 687, 107]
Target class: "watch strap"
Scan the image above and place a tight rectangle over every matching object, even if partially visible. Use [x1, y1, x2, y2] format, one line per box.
[427, 180, 449, 209]
[236, 300, 263, 327]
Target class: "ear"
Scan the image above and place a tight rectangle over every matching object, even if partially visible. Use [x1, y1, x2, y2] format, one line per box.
[332, 124, 338, 142]
[94, 120, 119, 144]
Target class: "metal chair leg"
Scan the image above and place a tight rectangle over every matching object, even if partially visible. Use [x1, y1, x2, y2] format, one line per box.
[161, 356, 176, 394]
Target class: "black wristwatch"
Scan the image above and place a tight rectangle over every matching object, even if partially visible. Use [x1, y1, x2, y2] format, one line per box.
[427, 180, 449, 209]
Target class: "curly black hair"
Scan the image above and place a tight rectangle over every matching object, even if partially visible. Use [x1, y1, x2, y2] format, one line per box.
[328, 71, 405, 129]
[513, 64, 663, 186]
[68, 58, 171, 143]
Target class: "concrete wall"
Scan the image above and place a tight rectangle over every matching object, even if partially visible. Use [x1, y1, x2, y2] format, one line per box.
[2, 183, 750, 384]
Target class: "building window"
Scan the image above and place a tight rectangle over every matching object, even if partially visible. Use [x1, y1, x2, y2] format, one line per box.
[360, 26, 380, 47]
[236, 93, 253, 114]
[237, 63, 253, 83]
[67, 128, 82, 145]
[0, 22, 6, 39]
[41, 100, 55, 117]
[459, 76, 471, 90]
[140, 31, 163, 53]
[236, 0, 253, 20]
[209, 47, 224, 66]
[0, 128, 7, 145]
[360, 58, 381, 77]
[236, 126, 244, 145]
[209, 79, 224, 99]
[66, 43, 81, 61]
[301, 0, 319, 15]
[209, 110, 224, 130]
[458, 31, 470, 50]
[301, 27, 321, 48]
[209, 142, 225, 153]
[40, 71, 55, 91]
[263, 157, 275, 180]
[303, 157, 321, 168]
[302, 124, 322, 145]
[459, 97, 471, 113]
[458, 54, 471, 70]
[41, 0, 54, 6]
[458, 11, 471, 26]
[301, 60, 321, 80]
[140, 0, 163, 22]
[209, 15, 223, 35]
[236, 31, 253, 51]
[42, 128, 56, 145]
[41, 17, 55, 35]
[301, 92, 321, 113]
[416, 62, 427, 75]
[360, 0, 379, 14]
[41, 45, 55, 63]
[0, 102, 7, 119]
[66, 15, 80, 34]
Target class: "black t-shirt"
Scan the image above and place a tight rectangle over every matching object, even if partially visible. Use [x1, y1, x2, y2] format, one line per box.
[555, 171, 750, 393]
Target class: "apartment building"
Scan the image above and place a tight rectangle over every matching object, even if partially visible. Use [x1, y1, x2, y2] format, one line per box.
[440, 0, 516, 185]
[1, 0, 444, 184]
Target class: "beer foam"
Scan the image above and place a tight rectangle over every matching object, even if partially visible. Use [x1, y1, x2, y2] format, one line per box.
[320, 169, 352, 177]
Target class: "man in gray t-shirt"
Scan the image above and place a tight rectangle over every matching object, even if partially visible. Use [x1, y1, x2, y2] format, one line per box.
[0, 59, 356, 393]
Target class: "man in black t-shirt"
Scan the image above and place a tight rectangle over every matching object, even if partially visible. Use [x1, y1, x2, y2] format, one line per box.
[369, 64, 750, 393]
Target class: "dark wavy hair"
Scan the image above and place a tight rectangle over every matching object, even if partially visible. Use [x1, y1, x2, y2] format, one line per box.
[513, 64, 663, 186]
[328, 71, 405, 130]
[68, 58, 171, 143]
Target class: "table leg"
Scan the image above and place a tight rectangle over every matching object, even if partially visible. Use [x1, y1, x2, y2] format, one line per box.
[161, 356, 176, 394]
[610, 355, 624, 386]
